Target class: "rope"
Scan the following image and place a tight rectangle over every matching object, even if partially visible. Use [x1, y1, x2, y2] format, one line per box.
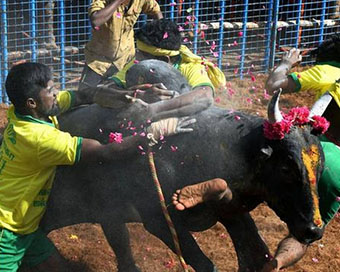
[147, 149, 189, 272]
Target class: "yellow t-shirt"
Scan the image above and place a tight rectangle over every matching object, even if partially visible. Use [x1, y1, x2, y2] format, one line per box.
[290, 62, 340, 108]
[85, 0, 161, 75]
[0, 91, 83, 234]
[112, 56, 214, 92]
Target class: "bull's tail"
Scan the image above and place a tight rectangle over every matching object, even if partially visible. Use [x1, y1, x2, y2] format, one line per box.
[0, 134, 3, 145]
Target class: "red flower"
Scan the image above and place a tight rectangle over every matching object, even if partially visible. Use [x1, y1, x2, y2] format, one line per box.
[311, 115, 330, 134]
[263, 106, 330, 140]
[285, 107, 309, 125]
[263, 120, 291, 140]
[109, 132, 123, 144]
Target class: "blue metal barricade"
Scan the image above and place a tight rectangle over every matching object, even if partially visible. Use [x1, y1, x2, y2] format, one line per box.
[0, 0, 339, 100]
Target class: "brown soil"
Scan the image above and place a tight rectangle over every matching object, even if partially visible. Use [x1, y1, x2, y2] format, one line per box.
[1, 74, 339, 272]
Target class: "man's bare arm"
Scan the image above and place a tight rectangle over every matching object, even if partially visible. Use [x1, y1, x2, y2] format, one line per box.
[71, 85, 135, 109]
[260, 236, 308, 272]
[147, 86, 214, 121]
[152, 12, 163, 19]
[90, 0, 127, 27]
[265, 48, 301, 95]
[79, 117, 196, 163]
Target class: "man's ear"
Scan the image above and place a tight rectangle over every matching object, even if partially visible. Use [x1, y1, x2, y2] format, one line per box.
[165, 55, 171, 63]
[26, 98, 37, 109]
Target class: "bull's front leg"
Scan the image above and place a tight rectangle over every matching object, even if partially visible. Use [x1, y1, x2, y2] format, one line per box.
[138, 209, 218, 272]
[219, 212, 271, 272]
[101, 221, 140, 272]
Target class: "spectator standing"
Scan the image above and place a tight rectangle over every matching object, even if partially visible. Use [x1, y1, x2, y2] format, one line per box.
[79, 0, 163, 90]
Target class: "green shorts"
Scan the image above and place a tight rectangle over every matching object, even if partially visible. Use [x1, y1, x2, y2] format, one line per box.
[318, 135, 340, 225]
[0, 227, 56, 272]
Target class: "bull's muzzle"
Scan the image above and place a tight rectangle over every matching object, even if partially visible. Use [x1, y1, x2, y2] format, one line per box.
[294, 222, 324, 244]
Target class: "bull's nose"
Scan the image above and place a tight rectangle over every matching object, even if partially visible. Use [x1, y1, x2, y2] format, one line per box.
[300, 223, 324, 244]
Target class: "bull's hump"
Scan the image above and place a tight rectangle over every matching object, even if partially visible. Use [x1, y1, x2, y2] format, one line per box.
[126, 59, 191, 94]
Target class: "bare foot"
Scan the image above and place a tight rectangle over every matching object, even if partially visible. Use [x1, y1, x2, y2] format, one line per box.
[172, 178, 232, 211]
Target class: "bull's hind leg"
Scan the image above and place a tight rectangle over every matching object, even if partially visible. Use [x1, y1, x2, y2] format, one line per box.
[139, 211, 218, 272]
[101, 221, 140, 272]
[219, 212, 270, 272]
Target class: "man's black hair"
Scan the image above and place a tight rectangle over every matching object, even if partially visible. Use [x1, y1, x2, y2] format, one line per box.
[135, 19, 182, 50]
[311, 33, 340, 63]
[5, 62, 52, 112]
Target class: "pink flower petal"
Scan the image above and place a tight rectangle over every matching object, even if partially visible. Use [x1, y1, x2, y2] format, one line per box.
[210, 41, 216, 51]
[116, 12, 121, 19]
[109, 132, 123, 144]
[234, 115, 241, 121]
[138, 145, 144, 151]
[163, 32, 168, 39]
[238, 31, 243, 37]
[170, 145, 178, 152]
[200, 31, 205, 39]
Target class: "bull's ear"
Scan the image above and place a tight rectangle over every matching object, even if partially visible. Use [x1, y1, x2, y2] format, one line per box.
[260, 146, 273, 160]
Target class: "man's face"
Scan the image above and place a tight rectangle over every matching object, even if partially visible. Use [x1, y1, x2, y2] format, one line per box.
[36, 80, 60, 117]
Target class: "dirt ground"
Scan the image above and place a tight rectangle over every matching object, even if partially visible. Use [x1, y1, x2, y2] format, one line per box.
[0, 74, 339, 272]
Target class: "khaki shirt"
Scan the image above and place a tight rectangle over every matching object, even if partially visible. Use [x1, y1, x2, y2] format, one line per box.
[85, 0, 161, 76]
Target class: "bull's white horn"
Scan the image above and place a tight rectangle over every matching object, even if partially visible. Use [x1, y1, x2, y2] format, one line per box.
[309, 91, 333, 117]
[267, 89, 283, 123]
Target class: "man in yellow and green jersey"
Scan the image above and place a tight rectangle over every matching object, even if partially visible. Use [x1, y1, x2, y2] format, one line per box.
[0, 62, 194, 271]
[109, 19, 226, 119]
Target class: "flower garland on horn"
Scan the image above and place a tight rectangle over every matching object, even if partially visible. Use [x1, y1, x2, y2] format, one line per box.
[263, 107, 330, 140]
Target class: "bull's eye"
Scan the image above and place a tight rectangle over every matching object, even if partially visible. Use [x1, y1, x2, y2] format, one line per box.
[281, 165, 291, 173]
[280, 165, 296, 184]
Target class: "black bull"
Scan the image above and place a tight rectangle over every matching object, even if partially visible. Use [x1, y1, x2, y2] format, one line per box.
[41, 60, 325, 272]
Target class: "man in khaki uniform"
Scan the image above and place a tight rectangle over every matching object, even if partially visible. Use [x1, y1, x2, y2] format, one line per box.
[79, 0, 163, 90]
